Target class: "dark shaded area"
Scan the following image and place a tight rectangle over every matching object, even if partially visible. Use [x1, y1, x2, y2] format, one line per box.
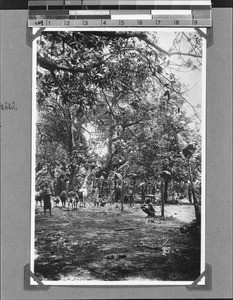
[34, 204, 200, 282]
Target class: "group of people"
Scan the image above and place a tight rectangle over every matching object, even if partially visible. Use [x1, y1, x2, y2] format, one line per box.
[36, 186, 110, 216]
[36, 187, 157, 218]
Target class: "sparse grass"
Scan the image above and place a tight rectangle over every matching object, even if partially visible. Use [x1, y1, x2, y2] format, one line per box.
[34, 203, 200, 282]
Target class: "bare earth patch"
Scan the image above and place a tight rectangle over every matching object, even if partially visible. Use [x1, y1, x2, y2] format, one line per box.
[34, 202, 200, 282]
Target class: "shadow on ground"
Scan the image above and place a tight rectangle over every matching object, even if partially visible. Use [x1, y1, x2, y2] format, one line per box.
[34, 203, 200, 282]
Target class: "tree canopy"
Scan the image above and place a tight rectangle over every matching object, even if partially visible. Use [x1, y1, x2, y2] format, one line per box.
[35, 30, 202, 199]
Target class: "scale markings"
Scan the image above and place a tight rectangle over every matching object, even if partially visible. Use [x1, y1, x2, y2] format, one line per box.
[28, 0, 212, 28]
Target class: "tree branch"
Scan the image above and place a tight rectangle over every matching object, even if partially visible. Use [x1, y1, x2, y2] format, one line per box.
[123, 119, 145, 128]
[84, 31, 202, 59]
[139, 35, 202, 58]
[157, 73, 201, 122]
[37, 55, 102, 74]
[100, 87, 117, 122]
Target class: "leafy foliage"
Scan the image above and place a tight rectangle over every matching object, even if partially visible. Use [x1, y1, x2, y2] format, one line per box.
[36, 31, 202, 199]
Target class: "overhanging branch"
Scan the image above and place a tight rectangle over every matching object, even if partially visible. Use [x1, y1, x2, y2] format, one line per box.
[37, 55, 102, 74]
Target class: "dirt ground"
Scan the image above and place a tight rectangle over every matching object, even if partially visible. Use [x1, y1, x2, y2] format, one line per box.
[34, 200, 200, 282]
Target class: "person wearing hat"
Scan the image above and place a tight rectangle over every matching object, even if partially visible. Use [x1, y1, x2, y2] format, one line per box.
[141, 198, 155, 218]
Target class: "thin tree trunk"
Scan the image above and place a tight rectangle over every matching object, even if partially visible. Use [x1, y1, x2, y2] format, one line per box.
[164, 180, 169, 203]
[187, 160, 201, 223]
[104, 119, 115, 176]
[188, 186, 192, 203]
[121, 179, 124, 212]
[161, 180, 164, 217]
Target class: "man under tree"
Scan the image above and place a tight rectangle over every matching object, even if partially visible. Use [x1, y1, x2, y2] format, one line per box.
[141, 199, 155, 218]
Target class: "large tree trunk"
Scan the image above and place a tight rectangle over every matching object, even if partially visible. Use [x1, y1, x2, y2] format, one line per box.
[67, 105, 86, 192]
[68, 163, 76, 192]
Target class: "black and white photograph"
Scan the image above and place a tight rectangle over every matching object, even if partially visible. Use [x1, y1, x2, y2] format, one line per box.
[1, 2, 232, 299]
[31, 29, 205, 285]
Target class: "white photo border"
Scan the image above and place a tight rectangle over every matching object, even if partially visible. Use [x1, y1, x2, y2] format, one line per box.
[31, 27, 206, 286]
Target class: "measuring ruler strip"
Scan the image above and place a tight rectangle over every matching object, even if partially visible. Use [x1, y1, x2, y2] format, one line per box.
[29, 19, 210, 27]
[28, 0, 212, 27]
[28, 19, 211, 27]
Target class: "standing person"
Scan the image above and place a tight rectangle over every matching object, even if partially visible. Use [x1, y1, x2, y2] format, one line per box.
[78, 190, 84, 207]
[42, 189, 52, 216]
[60, 190, 67, 207]
[171, 191, 178, 204]
[141, 185, 146, 204]
[93, 187, 100, 207]
[109, 189, 115, 205]
[115, 184, 121, 202]
[53, 197, 60, 207]
[129, 187, 134, 207]
[79, 187, 88, 207]
[141, 199, 155, 218]
[123, 194, 129, 203]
